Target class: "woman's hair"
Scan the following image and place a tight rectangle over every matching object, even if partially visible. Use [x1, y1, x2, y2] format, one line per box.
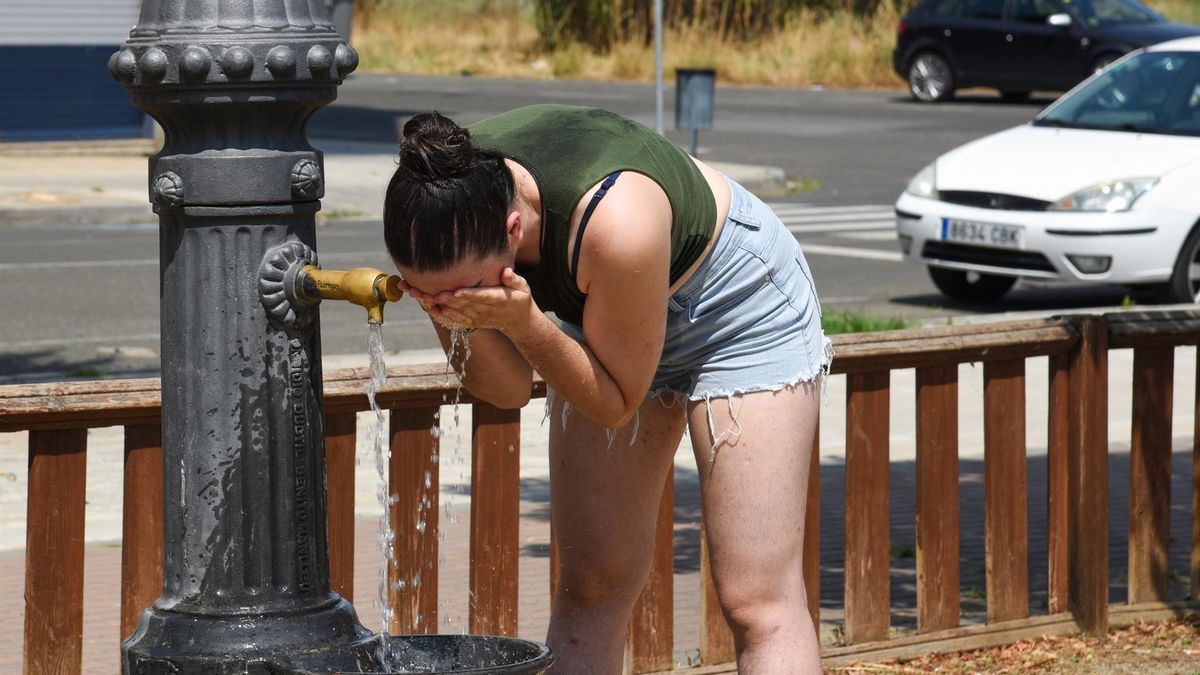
[383, 112, 515, 272]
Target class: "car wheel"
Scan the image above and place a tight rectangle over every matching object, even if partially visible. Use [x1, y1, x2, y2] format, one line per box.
[1160, 224, 1200, 304]
[908, 52, 955, 103]
[928, 267, 1016, 302]
[1092, 53, 1120, 74]
[1000, 90, 1030, 102]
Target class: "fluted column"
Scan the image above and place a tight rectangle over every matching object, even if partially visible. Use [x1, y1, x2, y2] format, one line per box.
[111, 1, 376, 672]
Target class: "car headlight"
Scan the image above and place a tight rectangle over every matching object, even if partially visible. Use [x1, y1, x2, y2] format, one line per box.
[1049, 178, 1157, 212]
[905, 162, 938, 199]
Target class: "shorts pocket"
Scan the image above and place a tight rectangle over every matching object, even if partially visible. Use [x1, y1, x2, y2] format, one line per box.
[795, 249, 822, 318]
[686, 250, 770, 321]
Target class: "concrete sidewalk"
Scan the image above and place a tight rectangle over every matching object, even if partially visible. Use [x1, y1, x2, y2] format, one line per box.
[0, 138, 787, 228]
[4, 346, 1200, 671]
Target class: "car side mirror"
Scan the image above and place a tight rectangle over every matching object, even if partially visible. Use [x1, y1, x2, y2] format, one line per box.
[1047, 13, 1072, 28]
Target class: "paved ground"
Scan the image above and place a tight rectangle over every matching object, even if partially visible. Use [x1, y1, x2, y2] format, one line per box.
[2, 76, 1195, 671]
[4, 346, 1200, 671]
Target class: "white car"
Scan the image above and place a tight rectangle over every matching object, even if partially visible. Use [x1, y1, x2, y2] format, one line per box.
[895, 36, 1200, 304]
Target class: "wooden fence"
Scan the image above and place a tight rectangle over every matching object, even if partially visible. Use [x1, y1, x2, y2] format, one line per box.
[6, 310, 1200, 674]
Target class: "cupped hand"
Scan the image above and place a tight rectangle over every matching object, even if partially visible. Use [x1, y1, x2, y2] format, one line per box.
[431, 268, 534, 335]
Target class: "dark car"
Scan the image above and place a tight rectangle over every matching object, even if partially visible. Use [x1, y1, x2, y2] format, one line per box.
[893, 0, 1200, 102]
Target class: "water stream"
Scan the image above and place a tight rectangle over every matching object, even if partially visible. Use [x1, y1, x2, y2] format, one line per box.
[439, 329, 473, 633]
[365, 323, 395, 666]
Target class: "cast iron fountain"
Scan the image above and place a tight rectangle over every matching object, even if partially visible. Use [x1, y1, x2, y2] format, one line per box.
[109, 1, 551, 672]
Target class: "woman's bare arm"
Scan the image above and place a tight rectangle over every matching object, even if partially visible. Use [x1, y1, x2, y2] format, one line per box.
[496, 175, 672, 427]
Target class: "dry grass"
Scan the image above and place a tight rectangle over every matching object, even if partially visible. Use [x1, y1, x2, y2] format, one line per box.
[352, 0, 1200, 88]
[1149, 0, 1200, 24]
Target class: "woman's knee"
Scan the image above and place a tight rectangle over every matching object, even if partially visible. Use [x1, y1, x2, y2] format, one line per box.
[555, 557, 651, 611]
[717, 569, 808, 637]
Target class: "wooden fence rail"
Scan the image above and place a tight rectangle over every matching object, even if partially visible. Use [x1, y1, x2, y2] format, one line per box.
[6, 310, 1200, 673]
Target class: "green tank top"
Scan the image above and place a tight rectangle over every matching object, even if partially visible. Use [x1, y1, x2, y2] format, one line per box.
[469, 104, 717, 326]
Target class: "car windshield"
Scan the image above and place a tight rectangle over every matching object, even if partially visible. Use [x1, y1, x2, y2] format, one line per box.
[1062, 0, 1158, 27]
[1035, 51, 1200, 136]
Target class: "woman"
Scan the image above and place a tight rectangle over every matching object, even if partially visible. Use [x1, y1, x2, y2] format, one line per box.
[384, 104, 829, 673]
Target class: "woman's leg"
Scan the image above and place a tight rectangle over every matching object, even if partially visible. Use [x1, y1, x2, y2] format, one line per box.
[688, 384, 822, 674]
[545, 393, 687, 673]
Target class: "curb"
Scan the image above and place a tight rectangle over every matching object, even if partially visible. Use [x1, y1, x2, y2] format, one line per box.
[0, 161, 790, 228]
[0, 204, 155, 227]
[709, 161, 789, 197]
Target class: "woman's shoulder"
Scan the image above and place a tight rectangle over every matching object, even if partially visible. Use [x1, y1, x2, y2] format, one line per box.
[576, 172, 671, 260]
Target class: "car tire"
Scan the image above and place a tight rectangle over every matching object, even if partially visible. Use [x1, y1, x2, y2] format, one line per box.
[1000, 90, 1030, 102]
[1159, 223, 1200, 304]
[928, 267, 1016, 303]
[908, 52, 956, 103]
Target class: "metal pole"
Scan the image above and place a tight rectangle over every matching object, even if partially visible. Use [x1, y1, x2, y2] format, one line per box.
[654, 0, 664, 135]
[110, 1, 376, 672]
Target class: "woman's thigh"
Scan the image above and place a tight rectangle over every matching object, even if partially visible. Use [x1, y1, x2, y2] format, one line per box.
[687, 384, 820, 604]
[548, 392, 687, 590]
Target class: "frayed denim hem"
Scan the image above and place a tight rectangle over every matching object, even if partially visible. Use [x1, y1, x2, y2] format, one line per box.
[542, 337, 834, 457]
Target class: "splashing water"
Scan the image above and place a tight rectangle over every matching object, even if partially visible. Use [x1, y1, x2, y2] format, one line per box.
[435, 328, 473, 631]
[365, 324, 395, 665]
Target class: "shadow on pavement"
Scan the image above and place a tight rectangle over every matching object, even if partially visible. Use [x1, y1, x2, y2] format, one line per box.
[0, 347, 155, 385]
[888, 93, 1058, 107]
[505, 445, 1196, 633]
[311, 105, 424, 144]
[890, 282, 1142, 316]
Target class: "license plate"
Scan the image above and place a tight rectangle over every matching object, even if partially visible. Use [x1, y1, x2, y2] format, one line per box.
[940, 218, 1024, 249]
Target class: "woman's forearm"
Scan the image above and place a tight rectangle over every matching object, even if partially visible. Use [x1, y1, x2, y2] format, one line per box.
[504, 312, 638, 428]
[432, 321, 533, 408]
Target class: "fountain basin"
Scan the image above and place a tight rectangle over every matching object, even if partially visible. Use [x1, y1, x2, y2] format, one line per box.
[325, 635, 553, 675]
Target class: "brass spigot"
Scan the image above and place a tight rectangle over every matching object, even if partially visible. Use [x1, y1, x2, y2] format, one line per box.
[299, 265, 403, 325]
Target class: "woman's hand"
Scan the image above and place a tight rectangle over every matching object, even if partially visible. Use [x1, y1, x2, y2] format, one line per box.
[404, 269, 535, 336]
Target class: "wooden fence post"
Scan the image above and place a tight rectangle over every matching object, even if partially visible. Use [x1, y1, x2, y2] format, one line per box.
[469, 403, 521, 636]
[121, 424, 163, 642]
[916, 365, 959, 632]
[324, 413, 357, 603]
[805, 419, 821, 631]
[1128, 346, 1173, 603]
[628, 472, 674, 673]
[24, 429, 88, 675]
[1194, 351, 1200, 601]
[390, 406, 441, 634]
[1067, 316, 1109, 636]
[984, 359, 1029, 622]
[1047, 354, 1070, 614]
[845, 370, 891, 643]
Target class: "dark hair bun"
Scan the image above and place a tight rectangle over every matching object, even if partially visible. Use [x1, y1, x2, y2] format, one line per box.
[399, 112, 475, 182]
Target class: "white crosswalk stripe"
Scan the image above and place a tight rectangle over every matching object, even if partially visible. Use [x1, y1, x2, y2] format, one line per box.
[764, 203, 904, 262]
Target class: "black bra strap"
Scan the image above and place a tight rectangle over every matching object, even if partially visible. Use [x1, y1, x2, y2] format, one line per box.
[571, 171, 622, 283]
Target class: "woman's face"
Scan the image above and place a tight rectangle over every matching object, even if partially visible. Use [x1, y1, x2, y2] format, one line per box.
[397, 252, 513, 309]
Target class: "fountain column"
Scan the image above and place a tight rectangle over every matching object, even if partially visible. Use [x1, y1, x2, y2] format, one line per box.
[110, 1, 376, 671]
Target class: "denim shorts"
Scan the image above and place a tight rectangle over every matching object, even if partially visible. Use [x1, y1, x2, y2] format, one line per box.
[563, 176, 831, 402]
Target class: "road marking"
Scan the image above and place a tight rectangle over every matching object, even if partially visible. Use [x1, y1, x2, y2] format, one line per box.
[838, 230, 900, 241]
[786, 221, 894, 234]
[798, 243, 904, 262]
[776, 211, 894, 223]
[769, 204, 892, 215]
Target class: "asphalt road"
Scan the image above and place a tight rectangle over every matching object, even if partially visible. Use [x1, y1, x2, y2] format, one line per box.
[0, 75, 1140, 382]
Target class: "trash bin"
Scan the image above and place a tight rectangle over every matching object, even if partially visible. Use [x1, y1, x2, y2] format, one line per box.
[675, 67, 716, 156]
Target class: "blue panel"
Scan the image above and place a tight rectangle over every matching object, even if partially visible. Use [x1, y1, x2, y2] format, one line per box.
[0, 45, 146, 141]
